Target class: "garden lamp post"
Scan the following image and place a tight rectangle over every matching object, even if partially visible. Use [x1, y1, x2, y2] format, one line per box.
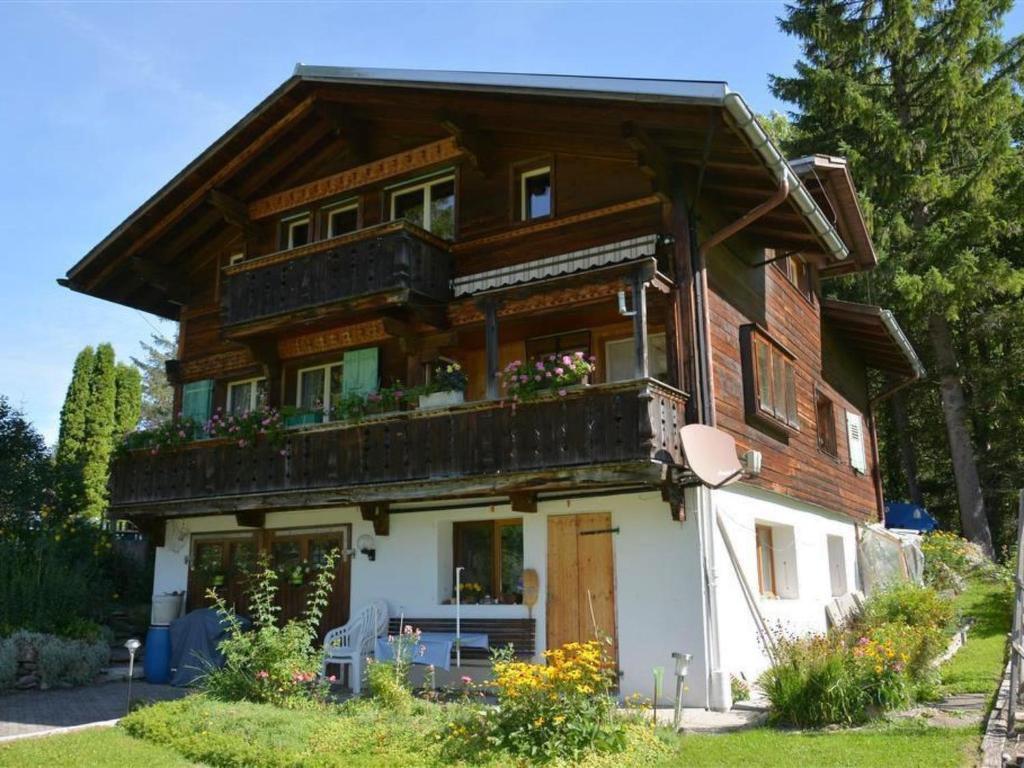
[124, 638, 141, 716]
[671, 652, 692, 731]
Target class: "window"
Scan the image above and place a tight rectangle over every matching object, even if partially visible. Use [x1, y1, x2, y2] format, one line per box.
[605, 333, 668, 383]
[827, 535, 848, 597]
[525, 330, 591, 362]
[297, 362, 344, 419]
[754, 522, 799, 599]
[743, 327, 799, 432]
[390, 174, 456, 239]
[280, 213, 311, 250]
[228, 252, 245, 266]
[226, 377, 267, 417]
[755, 524, 777, 596]
[520, 166, 552, 221]
[816, 391, 838, 457]
[773, 251, 813, 302]
[325, 201, 359, 238]
[181, 379, 214, 429]
[453, 519, 524, 603]
[845, 410, 868, 474]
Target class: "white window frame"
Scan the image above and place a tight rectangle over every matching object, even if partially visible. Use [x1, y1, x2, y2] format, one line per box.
[324, 200, 359, 238]
[389, 172, 456, 235]
[604, 332, 668, 383]
[226, 377, 265, 415]
[296, 362, 343, 419]
[281, 212, 311, 250]
[228, 252, 245, 266]
[520, 165, 552, 221]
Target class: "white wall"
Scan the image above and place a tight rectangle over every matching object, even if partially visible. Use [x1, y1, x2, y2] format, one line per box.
[711, 483, 860, 684]
[150, 491, 709, 704]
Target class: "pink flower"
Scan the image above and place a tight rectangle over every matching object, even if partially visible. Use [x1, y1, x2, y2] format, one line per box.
[256, 670, 269, 679]
[535, 361, 545, 371]
[558, 389, 567, 397]
[328, 675, 337, 682]
[546, 371, 553, 378]
[554, 367, 564, 376]
[562, 355, 572, 365]
[461, 675, 472, 685]
[574, 351, 585, 358]
[519, 375, 529, 383]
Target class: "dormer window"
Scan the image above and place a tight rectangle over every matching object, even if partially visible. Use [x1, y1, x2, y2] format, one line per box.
[325, 201, 359, 238]
[520, 166, 552, 221]
[390, 173, 456, 240]
[280, 213, 311, 250]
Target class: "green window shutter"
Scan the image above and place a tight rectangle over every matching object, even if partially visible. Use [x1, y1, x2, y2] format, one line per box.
[182, 379, 215, 426]
[342, 347, 379, 397]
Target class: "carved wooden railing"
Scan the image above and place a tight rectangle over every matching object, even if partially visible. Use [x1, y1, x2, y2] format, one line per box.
[221, 221, 453, 328]
[110, 380, 687, 510]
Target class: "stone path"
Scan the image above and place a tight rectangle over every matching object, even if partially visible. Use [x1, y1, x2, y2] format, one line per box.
[0, 680, 188, 740]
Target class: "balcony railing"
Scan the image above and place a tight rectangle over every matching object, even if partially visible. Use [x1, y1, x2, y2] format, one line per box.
[221, 221, 453, 330]
[110, 379, 687, 513]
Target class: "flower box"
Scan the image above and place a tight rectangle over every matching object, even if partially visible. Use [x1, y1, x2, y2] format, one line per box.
[418, 390, 465, 409]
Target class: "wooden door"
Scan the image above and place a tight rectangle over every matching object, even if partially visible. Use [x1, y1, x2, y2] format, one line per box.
[187, 535, 258, 613]
[547, 512, 618, 664]
[268, 527, 351, 638]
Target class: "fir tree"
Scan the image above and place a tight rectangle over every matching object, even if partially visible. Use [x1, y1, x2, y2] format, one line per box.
[80, 343, 117, 519]
[772, 0, 1024, 555]
[0, 396, 53, 532]
[114, 364, 142, 437]
[131, 332, 176, 428]
[54, 346, 95, 511]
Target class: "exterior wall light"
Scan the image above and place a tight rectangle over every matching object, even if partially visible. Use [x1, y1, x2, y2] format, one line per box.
[357, 534, 376, 561]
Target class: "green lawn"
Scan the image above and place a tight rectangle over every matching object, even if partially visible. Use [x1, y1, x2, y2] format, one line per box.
[940, 578, 1013, 696]
[0, 727, 198, 768]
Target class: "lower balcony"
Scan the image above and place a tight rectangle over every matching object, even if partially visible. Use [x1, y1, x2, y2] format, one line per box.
[109, 379, 686, 515]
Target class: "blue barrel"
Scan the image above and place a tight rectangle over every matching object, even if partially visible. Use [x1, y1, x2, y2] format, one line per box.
[143, 625, 171, 684]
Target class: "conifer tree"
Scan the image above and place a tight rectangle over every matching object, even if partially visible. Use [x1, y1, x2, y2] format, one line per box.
[131, 332, 176, 429]
[114, 364, 142, 437]
[80, 343, 117, 519]
[54, 346, 95, 511]
[772, 0, 1024, 555]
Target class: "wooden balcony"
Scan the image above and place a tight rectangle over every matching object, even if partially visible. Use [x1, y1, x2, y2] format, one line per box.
[109, 379, 687, 516]
[220, 221, 452, 335]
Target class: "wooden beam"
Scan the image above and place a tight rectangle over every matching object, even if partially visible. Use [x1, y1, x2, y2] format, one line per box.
[130, 256, 190, 305]
[208, 189, 256, 239]
[360, 502, 390, 536]
[315, 103, 371, 162]
[623, 121, 669, 196]
[509, 492, 537, 514]
[481, 297, 501, 399]
[235, 511, 265, 528]
[438, 111, 495, 176]
[631, 268, 649, 379]
[248, 137, 463, 220]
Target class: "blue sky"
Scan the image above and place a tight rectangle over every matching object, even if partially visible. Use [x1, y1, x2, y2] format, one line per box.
[1, 1, 1020, 444]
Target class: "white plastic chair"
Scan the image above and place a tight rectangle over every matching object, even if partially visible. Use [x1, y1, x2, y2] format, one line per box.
[322, 600, 389, 694]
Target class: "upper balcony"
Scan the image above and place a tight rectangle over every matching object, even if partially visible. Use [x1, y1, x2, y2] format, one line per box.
[220, 221, 453, 338]
[109, 379, 687, 516]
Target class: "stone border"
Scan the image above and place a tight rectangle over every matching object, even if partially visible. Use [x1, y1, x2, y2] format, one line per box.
[982, 660, 1012, 768]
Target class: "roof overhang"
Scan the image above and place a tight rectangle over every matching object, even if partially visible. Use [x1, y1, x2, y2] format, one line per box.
[822, 299, 925, 385]
[790, 154, 877, 277]
[63, 66, 857, 318]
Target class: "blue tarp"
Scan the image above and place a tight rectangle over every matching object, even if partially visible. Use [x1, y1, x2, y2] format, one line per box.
[168, 608, 249, 686]
[884, 502, 938, 532]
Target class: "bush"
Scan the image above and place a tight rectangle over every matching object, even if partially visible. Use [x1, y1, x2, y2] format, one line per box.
[0, 637, 16, 688]
[2, 630, 109, 689]
[922, 532, 972, 591]
[365, 626, 421, 712]
[442, 640, 624, 762]
[202, 550, 339, 708]
[861, 583, 955, 634]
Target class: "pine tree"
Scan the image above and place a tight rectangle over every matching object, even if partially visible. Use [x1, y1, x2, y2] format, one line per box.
[131, 332, 176, 429]
[80, 343, 117, 520]
[0, 396, 53, 531]
[114, 364, 142, 437]
[54, 346, 95, 512]
[772, 0, 1024, 556]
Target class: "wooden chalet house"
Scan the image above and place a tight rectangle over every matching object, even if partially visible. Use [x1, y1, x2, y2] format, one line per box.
[61, 67, 923, 710]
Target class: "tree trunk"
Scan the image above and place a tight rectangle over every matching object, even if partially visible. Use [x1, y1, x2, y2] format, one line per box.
[928, 313, 993, 556]
[889, 389, 925, 507]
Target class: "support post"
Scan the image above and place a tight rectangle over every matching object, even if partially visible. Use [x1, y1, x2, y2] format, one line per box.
[483, 298, 501, 399]
[631, 269, 649, 380]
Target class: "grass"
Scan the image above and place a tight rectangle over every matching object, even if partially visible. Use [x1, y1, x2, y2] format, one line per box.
[0, 726, 198, 767]
[940, 578, 1013, 696]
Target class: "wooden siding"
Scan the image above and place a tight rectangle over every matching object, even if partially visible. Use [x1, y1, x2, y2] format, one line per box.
[708, 249, 881, 522]
[110, 380, 686, 514]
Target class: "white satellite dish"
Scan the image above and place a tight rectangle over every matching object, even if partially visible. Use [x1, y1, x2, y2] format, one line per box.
[679, 424, 745, 489]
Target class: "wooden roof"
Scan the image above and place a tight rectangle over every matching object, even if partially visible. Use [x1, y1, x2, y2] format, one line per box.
[62, 67, 871, 319]
[821, 299, 924, 382]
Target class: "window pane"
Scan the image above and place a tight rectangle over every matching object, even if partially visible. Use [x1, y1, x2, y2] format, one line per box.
[329, 364, 344, 403]
[455, 521, 494, 596]
[756, 527, 775, 595]
[290, 221, 310, 248]
[784, 362, 798, 426]
[329, 207, 358, 237]
[299, 369, 325, 411]
[499, 523, 524, 600]
[393, 189, 425, 228]
[429, 179, 455, 239]
[772, 353, 786, 420]
[255, 379, 268, 409]
[524, 171, 551, 219]
[228, 382, 253, 416]
[755, 340, 772, 413]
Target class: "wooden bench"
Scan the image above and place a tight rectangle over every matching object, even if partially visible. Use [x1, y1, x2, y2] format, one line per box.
[387, 617, 535, 660]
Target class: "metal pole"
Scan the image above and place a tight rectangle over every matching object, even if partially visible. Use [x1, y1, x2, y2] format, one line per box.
[455, 566, 464, 668]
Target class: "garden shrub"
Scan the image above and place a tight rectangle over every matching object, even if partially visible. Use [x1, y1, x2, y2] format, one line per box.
[0, 637, 16, 689]
[202, 550, 338, 709]
[442, 640, 625, 762]
[365, 626, 421, 712]
[4, 630, 109, 689]
[860, 583, 955, 634]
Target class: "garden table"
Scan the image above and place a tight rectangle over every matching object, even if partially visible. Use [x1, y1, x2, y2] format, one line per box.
[374, 632, 488, 671]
